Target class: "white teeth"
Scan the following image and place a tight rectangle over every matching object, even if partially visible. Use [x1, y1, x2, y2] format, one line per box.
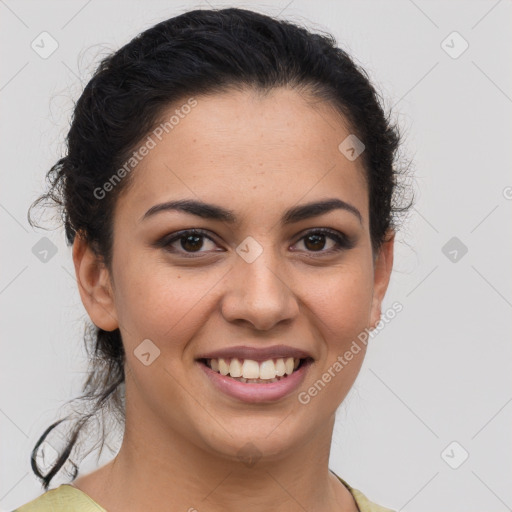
[242, 359, 260, 379]
[205, 357, 303, 379]
[218, 358, 229, 376]
[229, 358, 243, 378]
[259, 360, 276, 380]
[275, 358, 286, 376]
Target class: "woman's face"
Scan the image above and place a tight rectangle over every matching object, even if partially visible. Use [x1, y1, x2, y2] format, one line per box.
[75, 86, 393, 463]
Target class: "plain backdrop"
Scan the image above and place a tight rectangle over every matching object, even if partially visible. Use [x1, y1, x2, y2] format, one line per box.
[1, 1, 511, 511]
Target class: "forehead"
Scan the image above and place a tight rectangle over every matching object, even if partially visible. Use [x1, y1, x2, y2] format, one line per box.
[117, 87, 368, 225]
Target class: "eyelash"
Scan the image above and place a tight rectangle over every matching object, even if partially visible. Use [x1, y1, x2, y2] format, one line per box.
[155, 228, 355, 258]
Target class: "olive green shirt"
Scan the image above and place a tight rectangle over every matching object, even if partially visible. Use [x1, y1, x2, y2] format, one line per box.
[12, 473, 395, 511]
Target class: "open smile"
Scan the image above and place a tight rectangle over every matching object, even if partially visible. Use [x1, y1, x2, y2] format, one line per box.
[196, 357, 314, 403]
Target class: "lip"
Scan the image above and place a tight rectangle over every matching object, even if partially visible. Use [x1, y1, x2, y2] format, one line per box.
[197, 358, 313, 403]
[195, 344, 314, 362]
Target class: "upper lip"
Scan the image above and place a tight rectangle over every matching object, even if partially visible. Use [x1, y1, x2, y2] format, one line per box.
[195, 344, 314, 362]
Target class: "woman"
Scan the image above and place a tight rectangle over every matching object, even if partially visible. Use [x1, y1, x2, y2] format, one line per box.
[15, 6, 410, 512]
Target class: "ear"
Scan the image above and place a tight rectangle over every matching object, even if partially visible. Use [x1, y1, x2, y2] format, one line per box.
[72, 232, 119, 331]
[369, 230, 395, 329]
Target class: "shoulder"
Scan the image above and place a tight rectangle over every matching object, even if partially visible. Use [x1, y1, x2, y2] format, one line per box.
[11, 484, 107, 512]
[334, 472, 396, 512]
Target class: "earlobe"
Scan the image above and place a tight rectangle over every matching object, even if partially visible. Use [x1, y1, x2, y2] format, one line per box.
[72, 232, 119, 332]
[369, 230, 395, 329]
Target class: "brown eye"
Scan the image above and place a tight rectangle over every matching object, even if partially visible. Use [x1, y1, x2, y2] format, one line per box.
[303, 233, 330, 251]
[292, 228, 355, 255]
[180, 233, 205, 252]
[156, 229, 221, 256]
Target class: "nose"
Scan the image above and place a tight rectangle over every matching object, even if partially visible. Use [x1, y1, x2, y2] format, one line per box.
[220, 248, 299, 331]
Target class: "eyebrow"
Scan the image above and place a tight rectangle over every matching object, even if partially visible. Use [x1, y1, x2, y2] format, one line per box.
[140, 197, 362, 225]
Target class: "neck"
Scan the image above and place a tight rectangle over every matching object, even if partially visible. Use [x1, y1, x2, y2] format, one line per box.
[73, 380, 357, 512]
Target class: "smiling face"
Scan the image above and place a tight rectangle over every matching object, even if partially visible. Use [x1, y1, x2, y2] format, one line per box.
[74, 86, 394, 465]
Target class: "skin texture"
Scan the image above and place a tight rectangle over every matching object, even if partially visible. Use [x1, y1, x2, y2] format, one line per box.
[71, 86, 394, 512]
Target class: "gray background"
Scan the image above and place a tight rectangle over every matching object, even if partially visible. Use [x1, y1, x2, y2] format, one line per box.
[1, 1, 511, 510]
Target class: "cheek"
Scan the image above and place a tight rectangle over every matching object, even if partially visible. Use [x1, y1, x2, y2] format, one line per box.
[300, 262, 373, 407]
[112, 258, 219, 348]
[304, 260, 374, 343]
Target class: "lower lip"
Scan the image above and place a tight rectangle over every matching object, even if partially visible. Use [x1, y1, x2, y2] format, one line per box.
[197, 359, 313, 403]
